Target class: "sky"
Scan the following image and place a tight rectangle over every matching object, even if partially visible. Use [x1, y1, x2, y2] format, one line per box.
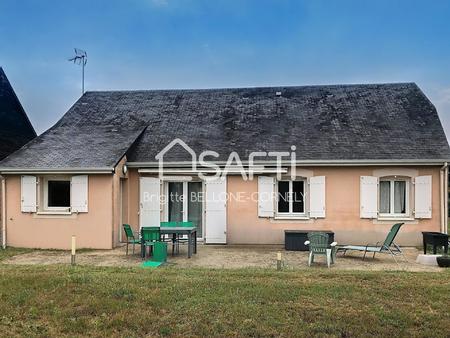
[1, 0, 450, 136]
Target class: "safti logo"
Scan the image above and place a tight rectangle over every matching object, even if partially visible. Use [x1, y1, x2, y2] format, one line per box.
[155, 138, 298, 181]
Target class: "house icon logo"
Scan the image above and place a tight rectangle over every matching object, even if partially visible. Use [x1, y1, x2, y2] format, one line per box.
[155, 138, 197, 179]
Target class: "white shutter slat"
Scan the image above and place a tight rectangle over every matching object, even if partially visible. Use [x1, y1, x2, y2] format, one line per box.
[205, 177, 227, 244]
[309, 176, 325, 218]
[139, 177, 161, 228]
[360, 176, 378, 218]
[71, 175, 88, 213]
[258, 176, 274, 217]
[415, 175, 432, 219]
[21, 175, 37, 212]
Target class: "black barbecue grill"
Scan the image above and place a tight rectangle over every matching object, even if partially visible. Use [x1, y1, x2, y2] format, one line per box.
[422, 232, 449, 254]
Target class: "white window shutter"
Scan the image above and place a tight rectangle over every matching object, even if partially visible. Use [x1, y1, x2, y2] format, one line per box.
[21, 175, 37, 212]
[258, 176, 274, 217]
[360, 176, 378, 218]
[415, 175, 432, 219]
[205, 177, 227, 244]
[71, 175, 88, 212]
[139, 177, 161, 228]
[309, 176, 325, 218]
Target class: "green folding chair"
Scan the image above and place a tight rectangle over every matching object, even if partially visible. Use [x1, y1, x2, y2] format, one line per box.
[123, 224, 141, 255]
[304, 232, 337, 268]
[140, 227, 161, 259]
[337, 223, 405, 263]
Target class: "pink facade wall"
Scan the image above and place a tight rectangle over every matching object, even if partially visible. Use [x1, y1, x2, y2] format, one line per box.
[3, 164, 445, 249]
[227, 166, 443, 246]
[5, 174, 114, 250]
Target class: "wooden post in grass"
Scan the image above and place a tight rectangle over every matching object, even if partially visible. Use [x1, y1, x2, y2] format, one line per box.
[277, 251, 282, 270]
[71, 236, 76, 266]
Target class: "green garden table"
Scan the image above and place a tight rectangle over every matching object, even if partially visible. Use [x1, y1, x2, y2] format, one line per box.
[160, 227, 198, 258]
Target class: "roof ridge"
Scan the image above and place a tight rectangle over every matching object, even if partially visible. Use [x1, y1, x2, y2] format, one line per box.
[84, 82, 417, 94]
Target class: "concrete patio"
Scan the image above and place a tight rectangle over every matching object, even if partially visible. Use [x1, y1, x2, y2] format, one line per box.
[1, 244, 444, 272]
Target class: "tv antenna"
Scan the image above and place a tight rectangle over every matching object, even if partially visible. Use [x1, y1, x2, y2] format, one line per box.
[68, 48, 87, 95]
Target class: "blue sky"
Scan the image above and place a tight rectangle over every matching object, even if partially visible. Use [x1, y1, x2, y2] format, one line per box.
[1, 0, 450, 135]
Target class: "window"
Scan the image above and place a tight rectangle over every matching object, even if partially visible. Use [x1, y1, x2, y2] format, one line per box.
[42, 177, 71, 211]
[379, 178, 409, 216]
[165, 180, 204, 238]
[277, 180, 305, 215]
[48, 181, 70, 207]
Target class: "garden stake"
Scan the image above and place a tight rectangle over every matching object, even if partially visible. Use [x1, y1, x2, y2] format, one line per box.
[71, 236, 76, 266]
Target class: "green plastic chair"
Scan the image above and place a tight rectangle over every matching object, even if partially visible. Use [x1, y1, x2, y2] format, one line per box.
[304, 232, 337, 268]
[177, 221, 194, 238]
[337, 223, 405, 263]
[161, 222, 178, 227]
[174, 222, 195, 254]
[160, 221, 178, 241]
[141, 227, 161, 259]
[123, 224, 141, 255]
[161, 221, 179, 255]
[179, 221, 194, 227]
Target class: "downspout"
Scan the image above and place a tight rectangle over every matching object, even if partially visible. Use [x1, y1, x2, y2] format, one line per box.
[444, 166, 448, 234]
[445, 163, 449, 234]
[440, 162, 448, 234]
[111, 170, 115, 249]
[1, 176, 6, 249]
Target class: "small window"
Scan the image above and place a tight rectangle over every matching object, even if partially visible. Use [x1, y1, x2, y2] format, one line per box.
[277, 180, 305, 215]
[48, 181, 71, 207]
[41, 177, 71, 211]
[379, 179, 408, 216]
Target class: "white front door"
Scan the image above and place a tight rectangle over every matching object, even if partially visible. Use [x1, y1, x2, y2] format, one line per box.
[204, 177, 227, 244]
[139, 177, 161, 228]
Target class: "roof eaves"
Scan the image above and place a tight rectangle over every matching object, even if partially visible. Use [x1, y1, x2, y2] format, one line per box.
[0, 167, 114, 174]
[126, 159, 450, 168]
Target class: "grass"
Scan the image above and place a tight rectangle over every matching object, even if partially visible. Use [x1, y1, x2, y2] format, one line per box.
[0, 253, 449, 338]
[0, 247, 31, 261]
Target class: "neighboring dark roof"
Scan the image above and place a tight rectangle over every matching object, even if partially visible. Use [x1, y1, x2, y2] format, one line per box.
[0, 67, 36, 160]
[1, 82, 449, 169]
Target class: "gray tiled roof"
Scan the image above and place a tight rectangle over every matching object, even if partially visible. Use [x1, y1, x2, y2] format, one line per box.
[0, 67, 36, 160]
[1, 83, 449, 169]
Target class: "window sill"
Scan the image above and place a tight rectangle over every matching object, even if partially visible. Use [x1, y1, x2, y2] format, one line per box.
[36, 211, 72, 215]
[377, 217, 414, 221]
[274, 215, 310, 220]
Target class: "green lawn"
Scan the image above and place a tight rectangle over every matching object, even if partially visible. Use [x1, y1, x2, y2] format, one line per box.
[0, 247, 31, 261]
[0, 253, 449, 337]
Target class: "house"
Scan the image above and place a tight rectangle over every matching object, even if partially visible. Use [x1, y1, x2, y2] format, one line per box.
[0, 67, 37, 247]
[0, 83, 449, 250]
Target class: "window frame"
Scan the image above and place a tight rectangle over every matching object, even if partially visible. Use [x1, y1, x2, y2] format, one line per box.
[276, 178, 307, 217]
[162, 178, 205, 240]
[42, 176, 71, 212]
[378, 177, 410, 218]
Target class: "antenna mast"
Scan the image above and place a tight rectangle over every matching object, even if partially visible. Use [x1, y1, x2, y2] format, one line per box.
[68, 48, 88, 95]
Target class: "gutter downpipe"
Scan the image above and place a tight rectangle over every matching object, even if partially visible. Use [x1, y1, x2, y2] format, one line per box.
[1, 175, 6, 249]
[440, 162, 448, 234]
